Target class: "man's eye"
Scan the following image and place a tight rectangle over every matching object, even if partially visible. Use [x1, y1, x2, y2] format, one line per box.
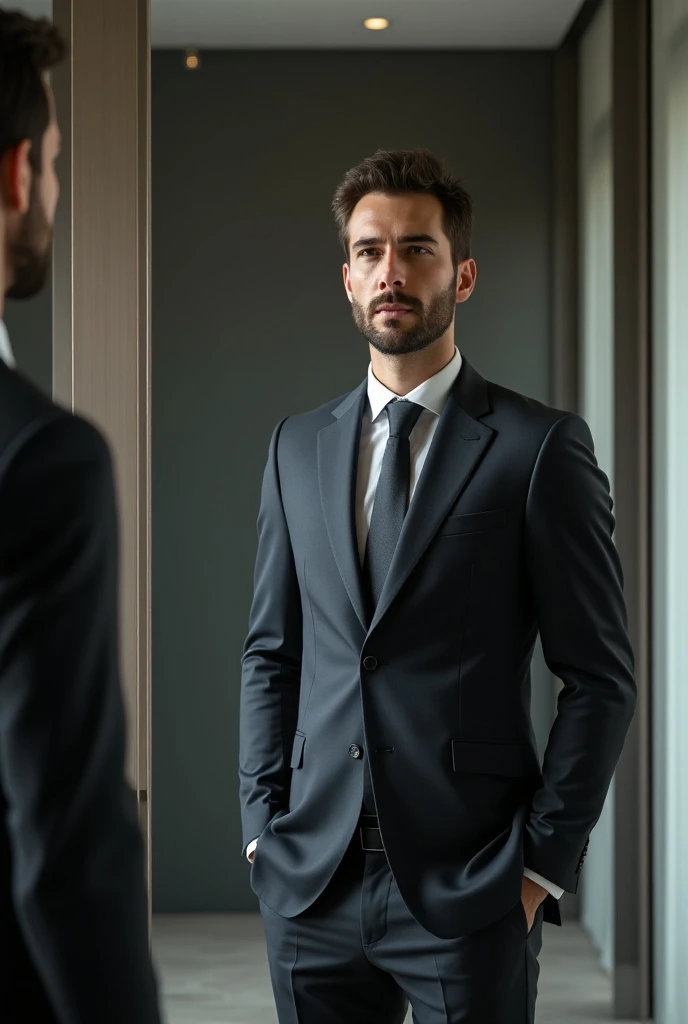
[357, 247, 429, 258]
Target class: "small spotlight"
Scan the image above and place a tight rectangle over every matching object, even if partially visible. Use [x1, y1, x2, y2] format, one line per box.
[184, 49, 200, 71]
[364, 17, 390, 31]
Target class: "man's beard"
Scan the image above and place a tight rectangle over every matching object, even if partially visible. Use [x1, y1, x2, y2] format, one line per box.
[351, 276, 457, 356]
[6, 179, 53, 301]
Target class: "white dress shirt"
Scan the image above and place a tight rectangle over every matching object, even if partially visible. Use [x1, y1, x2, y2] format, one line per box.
[0, 319, 16, 369]
[248, 347, 564, 901]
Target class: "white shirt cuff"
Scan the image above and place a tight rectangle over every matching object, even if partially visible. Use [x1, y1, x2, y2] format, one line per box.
[246, 838, 259, 860]
[523, 867, 565, 899]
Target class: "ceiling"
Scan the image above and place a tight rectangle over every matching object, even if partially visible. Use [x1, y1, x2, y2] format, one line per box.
[19, 0, 586, 49]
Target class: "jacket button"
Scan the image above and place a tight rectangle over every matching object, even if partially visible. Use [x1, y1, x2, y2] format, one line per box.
[349, 744, 362, 759]
[363, 656, 378, 671]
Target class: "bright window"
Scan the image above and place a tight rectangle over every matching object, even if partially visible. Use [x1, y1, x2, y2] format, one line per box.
[578, 0, 615, 975]
[653, 1, 688, 1020]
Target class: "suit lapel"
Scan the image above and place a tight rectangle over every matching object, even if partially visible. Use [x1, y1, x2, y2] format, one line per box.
[369, 358, 495, 632]
[318, 380, 370, 632]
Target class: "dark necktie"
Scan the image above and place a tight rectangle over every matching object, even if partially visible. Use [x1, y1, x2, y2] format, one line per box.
[361, 398, 423, 816]
[364, 398, 424, 610]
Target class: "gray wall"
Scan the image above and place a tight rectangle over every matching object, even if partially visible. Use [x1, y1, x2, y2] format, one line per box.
[150, 49, 556, 912]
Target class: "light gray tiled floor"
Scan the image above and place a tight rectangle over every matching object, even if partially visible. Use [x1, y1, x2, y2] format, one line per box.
[153, 914, 633, 1024]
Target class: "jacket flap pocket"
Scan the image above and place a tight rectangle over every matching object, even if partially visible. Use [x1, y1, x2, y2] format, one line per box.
[451, 739, 538, 777]
[290, 731, 306, 769]
[439, 507, 508, 537]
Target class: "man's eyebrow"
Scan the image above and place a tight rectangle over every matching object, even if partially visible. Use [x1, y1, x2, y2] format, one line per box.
[352, 236, 383, 250]
[351, 233, 440, 250]
[398, 233, 440, 246]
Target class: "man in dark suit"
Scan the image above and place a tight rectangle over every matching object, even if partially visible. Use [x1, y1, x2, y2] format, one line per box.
[239, 148, 636, 1023]
[0, 10, 161, 1023]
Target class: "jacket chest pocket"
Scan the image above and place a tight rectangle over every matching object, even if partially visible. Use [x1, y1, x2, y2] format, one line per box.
[438, 507, 507, 538]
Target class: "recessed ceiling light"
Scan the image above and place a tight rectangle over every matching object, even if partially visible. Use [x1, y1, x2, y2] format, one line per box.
[364, 17, 390, 31]
[184, 49, 200, 70]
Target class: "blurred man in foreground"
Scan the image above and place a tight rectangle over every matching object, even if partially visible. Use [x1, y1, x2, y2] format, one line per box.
[0, 9, 161, 1022]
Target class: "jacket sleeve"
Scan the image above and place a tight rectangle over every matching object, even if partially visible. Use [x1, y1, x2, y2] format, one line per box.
[0, 414, 160, 1024]
[239, 418, 302, 853]
[523, 413, 636, 893]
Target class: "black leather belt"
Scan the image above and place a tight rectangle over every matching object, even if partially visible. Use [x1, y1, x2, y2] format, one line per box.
[359, 814, 385, 852]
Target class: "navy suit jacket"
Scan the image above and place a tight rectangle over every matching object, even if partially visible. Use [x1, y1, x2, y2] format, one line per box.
[240, 357, 636, 938]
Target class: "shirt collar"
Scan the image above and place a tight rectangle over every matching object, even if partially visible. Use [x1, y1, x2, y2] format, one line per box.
[367, 346, 463, 423]
[0, 320, 16, 370]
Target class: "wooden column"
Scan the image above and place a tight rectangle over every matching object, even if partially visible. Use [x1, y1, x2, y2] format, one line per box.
[51, 0, 152, 914]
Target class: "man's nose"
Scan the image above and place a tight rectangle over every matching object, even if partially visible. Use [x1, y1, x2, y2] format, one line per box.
[378, 252, 406, 290]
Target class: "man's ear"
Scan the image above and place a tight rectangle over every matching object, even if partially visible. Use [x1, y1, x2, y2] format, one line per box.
[342, 263, 354, 304]
[0, 140, 33, 215]
[456, 258, 478, 305]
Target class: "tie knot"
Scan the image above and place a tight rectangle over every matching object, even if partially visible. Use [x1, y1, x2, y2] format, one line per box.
[385, 399, 424, 440]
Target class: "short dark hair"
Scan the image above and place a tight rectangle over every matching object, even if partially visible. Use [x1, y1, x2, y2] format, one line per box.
[332, 148, 474, 267]
[0, 8, 66, 175]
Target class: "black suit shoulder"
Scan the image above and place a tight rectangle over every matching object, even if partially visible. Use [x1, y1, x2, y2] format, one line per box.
[287, 387, 356, 426]
[0, 360, 62, 451]
[486, 378, 573, 432]
[484, 377, 591, 463]
[0, 362, 112, 488]
[272, 385, 363, 456]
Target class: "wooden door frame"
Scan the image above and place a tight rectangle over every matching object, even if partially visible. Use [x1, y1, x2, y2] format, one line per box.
[51, 0, 153, 920]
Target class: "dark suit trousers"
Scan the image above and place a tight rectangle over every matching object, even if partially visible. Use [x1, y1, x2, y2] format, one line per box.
[259, 832, 544, 1024]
